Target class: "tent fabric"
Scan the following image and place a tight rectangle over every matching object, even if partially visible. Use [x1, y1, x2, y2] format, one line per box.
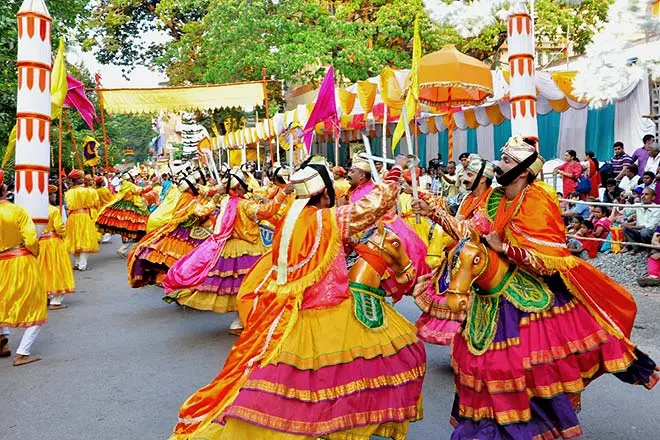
[614, 75, 656, 155]
[585, 104, 615, 161]
[557, 107, 589, 158]
[100, 81, 266, 115]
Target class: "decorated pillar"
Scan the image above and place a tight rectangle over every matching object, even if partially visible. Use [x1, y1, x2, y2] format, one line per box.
[15, 0, 51, 232]
[507, 4, 538, 143]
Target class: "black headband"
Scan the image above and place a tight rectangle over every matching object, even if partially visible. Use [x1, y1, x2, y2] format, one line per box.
[226, 172, 249, 194]
[496, 151, 538, 186]
[469, 159, 488, 192]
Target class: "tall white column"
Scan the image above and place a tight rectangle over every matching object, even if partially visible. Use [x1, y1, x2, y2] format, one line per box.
[15, 0, 52, 233]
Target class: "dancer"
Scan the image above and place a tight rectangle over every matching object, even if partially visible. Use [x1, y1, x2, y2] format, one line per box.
[168, 156, 425, 440]
[128, 171, 219, 288]
[39, 185, 75, 310]
[414, 136, 658, 439]
[163, 169, 288, 335]
[64, 169, 100, 270]
[96, 170, 151, 258]
[413, 155, 495, 345]
[95, 176, 113, 243]
[0, 171, 48, 366]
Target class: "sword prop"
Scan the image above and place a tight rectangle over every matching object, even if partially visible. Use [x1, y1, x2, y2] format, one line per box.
[361, 134, 381, 184]
[401, 106, 421, 224]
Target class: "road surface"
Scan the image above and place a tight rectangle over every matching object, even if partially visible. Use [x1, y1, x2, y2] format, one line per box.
[2, 240, 660, 439]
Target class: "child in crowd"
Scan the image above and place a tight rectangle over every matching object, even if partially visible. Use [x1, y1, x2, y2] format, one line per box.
[591, 205, 612, 239]
[567, 215, 583, 236]
[568, 220, 600, 259]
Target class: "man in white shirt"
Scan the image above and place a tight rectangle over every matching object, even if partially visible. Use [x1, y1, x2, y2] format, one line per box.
[622, 187, 660, 251]
[644, 143, 660, 174]
[618, 164, 640, 195]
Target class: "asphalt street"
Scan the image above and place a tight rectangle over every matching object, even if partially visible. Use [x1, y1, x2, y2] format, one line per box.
[2, 239, 660, 440]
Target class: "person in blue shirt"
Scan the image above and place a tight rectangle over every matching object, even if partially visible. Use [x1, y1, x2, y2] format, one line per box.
[561, 191, 591, 223]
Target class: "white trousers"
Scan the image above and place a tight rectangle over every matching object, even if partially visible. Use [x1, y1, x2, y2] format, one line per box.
[50, 294, 64, 305]
[74, 253, 88, 270]
[0, 325, 41, 356]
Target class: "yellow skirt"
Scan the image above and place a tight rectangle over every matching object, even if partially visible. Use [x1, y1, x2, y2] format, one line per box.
[0, 254, 48, 327]
[66, 212, 100, 254]
[38, 236, 75, 296]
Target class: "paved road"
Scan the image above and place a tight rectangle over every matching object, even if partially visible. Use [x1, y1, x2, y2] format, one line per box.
[2, 240, 660, 440]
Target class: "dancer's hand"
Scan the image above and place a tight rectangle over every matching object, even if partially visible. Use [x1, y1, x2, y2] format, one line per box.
[284, 183, 295, 195]
[411, 199, 431, 217]
[484, 232, 505, 253]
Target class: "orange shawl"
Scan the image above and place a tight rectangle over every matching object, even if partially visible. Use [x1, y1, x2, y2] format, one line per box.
[494, 182, 636, 339]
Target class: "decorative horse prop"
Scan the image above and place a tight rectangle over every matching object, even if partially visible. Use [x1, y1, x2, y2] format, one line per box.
[347, 221, 417, 329]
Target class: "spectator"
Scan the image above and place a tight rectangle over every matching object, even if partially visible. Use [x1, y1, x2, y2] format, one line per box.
[567, 215, 584, 236]
[643, 142, 660, 174]
[439, 161, 458, 197]
[637, 226, 660, 287]
[554, 149, 583, 195]
[568, 219, 600, 259]
[609, 193, 636, 225]
[632, 134, 655, 177]
[430, 168, 442, 195]
[603, 178, 623, 204]
[622, 187, 660, 252]
[635, 171, 656, 194]
[609, 141, 634, 180]
[455, 153, 470, 193]
[592, 205, 612, 239]
[561, 192, 591, 221]
[419, 167, 432, 191]
[655, 165, 660, 204]
[584, 151, 601, 198]
[618, 164, 640, 195]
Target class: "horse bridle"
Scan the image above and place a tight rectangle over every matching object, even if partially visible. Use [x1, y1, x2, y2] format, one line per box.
[367, 229, 413, 277]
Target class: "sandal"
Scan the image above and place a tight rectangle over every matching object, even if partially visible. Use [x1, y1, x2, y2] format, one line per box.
[0, 336, 10, 358]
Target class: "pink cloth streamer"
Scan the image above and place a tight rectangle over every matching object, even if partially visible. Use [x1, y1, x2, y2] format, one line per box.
[163, 196, 240, 293]
[63, 74, 97, 130]
[303, 67, 338, 152]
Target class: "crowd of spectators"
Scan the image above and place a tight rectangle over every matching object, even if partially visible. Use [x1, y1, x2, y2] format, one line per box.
[557, 135, 660, 286]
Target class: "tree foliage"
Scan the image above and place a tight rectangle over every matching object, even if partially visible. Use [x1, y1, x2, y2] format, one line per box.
[82, 0, 612, 89]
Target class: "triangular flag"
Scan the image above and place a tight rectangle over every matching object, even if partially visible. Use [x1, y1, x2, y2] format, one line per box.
[51, 38, 68, 121]
[392, 18, 421, 152]
[303, 67, 338, 153]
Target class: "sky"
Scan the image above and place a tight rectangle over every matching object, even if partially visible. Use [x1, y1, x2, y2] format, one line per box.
[67, 30, 170, 89]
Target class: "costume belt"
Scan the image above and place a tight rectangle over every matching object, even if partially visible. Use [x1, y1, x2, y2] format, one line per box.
[69, 209, 90, 215]
[0, 245, 31, 260]
[39, 231, 58, 240]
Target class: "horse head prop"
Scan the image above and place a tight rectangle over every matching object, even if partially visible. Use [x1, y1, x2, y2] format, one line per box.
[350, 221, 417, 290]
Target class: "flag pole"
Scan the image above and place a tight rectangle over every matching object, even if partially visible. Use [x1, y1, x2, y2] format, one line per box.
[95, 74, 109, 170]
[402, 105, 421, 224]
[58, 115, 63, 214]
[64, 109, 82, 169]
[382, 105, 388, 161]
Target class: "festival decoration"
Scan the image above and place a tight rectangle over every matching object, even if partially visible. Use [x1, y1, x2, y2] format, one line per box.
[507, 3, 538, 142]
[14, 0, 52, 230]
[82, 136, 100, 166]
[303, 66, 338, 152]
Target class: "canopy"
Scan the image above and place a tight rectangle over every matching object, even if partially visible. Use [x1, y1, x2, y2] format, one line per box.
[99, 81, 266, 115]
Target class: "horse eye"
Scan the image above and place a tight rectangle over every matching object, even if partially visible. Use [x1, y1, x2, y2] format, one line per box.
[473, 256, 480, 265]
[392, 241, 400, 248]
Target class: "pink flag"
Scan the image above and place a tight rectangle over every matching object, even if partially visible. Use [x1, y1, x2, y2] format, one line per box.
[303, 67, 338, 152]
[63, 74, 97, 130]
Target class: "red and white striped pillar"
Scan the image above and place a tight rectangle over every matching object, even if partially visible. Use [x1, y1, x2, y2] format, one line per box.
[507, 5, 538, 144]
[15, 0, 51, 232]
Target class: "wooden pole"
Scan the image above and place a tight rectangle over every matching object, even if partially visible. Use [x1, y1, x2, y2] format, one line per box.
[95, 74, 109, 170]
[382, 105, 388, 160]
[262, 67, 273, 166]
[58, 115, 63, 214]
[64, 109, 82, 169]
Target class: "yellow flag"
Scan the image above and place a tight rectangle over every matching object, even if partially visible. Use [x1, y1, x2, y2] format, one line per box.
[51, 38, 68, 121]
[392, 17, 421, 153]
[1, 125, 17, 168]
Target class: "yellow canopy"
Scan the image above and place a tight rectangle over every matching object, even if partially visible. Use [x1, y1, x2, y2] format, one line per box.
[100, 81, 266, 114]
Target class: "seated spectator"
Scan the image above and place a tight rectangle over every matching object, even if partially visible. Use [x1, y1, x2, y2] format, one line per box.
[591, 205, 612, 239]
[622, 187, 660, 252]
[637, 226, 660, 287]
[567, 219, 600, 259]
[635, 171, 656, 194]
[567, 215, 583, 236]
[609, 141, 634, 181]
[618, 164, 640, 195]
[603, 178, 623, 204]
[557, 192, 567, 211]
[609, 193, 636, 225]
[561, 192, 591, 221]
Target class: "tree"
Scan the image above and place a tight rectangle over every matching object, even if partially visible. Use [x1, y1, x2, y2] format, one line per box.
[1, 0, 88, 174]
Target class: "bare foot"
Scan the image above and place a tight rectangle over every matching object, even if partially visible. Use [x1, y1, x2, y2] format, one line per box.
[13, 355, 41, 366]
[48, 304, 68, 310]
